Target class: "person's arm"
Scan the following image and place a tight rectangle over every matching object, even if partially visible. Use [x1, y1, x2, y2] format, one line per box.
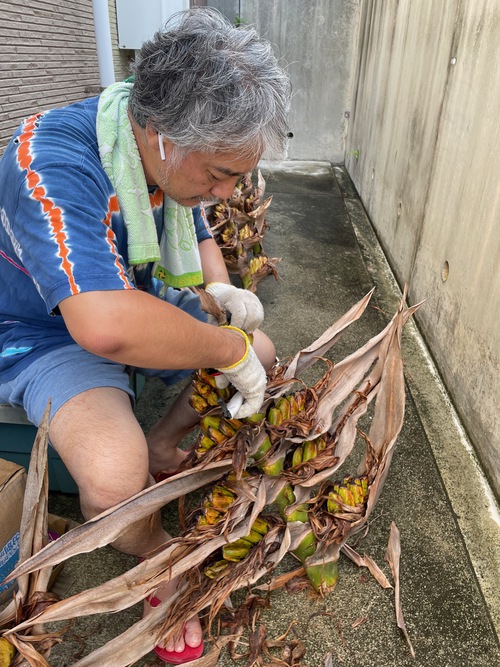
[58, 288, 244, 370]
[198, 236, 231, 286]
[59, 288, 267, 419]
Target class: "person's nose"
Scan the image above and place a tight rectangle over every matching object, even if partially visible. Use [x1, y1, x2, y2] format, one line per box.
[209, 176, 239, 200]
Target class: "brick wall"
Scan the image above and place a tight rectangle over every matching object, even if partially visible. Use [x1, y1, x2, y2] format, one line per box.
[0, 0, 101, 154]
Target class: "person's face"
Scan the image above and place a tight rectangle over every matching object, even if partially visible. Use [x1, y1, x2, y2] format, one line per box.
[158, 144, 260, 207]
[136, 123, 260, 207]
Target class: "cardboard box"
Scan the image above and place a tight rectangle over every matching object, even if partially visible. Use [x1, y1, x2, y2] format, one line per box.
[0, 459, 26, 605]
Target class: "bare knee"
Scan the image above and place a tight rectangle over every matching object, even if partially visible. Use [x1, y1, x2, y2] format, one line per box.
[48, 387, 151, 518]
[79, 469, 150, 520]
[252, 329, 276, 371]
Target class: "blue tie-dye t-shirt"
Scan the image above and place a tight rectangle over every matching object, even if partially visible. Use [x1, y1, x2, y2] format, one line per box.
[0, 96, 213, 380]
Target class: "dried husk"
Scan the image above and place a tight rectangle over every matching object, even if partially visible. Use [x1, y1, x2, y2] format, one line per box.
[0, 401, 65, 665]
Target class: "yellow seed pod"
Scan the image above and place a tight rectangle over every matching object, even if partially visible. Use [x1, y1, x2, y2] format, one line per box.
[0, 637, 16, 667]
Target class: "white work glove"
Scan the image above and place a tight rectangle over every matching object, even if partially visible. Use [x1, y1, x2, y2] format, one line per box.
[216, 326, 267, 419]
[205, 282, 264, 333]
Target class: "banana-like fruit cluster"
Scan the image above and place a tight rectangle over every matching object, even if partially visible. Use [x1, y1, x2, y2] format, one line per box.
[221, 220, 237, 244]
[191, 365, 265, 459]
[196, 415, 246, 458]
[250, 391, 310, 475]
[204, 516, 270, 578]
[241, 255, 272, 290]
[243, 193, 255, 212]
[189, 369, 232, 414]
[238, 223, 254, 241]
[267, 392, 308, 426]
[212, 202, 228, 219]
[291, 436, 327, 467]
[326, 476, 369, 513]
[192, 384, 312, 467]
[248, 255, 269, 276]
[207, 171, 279, 292]
[197, 478, 270, 578]
[197, 483, 238, 527]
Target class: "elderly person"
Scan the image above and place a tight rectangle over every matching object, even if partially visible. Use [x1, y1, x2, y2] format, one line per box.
[0, 6, 290, 664]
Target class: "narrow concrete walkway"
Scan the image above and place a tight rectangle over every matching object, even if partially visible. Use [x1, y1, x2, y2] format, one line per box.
[47, 163, 500, 666]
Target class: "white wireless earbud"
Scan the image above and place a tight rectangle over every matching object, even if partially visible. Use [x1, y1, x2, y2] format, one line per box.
[158, 132, 166, 161]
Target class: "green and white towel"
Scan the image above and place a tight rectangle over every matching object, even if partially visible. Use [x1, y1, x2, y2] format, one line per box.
[96, 81, 203, 288]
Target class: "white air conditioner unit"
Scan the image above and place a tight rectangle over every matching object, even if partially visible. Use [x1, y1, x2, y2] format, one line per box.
[116, 0, 191, 50]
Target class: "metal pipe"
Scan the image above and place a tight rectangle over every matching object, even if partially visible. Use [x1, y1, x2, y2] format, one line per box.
[92, 0, 115, 87]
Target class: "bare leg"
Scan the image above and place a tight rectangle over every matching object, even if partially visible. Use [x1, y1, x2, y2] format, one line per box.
[146, 381, 200, 477]
[146, 329, 277, 476]
[49, 387, 202, 653]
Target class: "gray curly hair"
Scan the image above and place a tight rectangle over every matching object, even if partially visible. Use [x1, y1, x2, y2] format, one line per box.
[128, 7, 291, 163]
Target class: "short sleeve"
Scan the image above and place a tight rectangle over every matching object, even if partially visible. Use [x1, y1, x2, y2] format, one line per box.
[192, 203, 213, 243]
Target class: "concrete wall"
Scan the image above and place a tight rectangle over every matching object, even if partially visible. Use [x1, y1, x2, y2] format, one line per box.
[345, 0, 500, 496]
[211, 0, 359, 162]
[0, 0, 101, 154]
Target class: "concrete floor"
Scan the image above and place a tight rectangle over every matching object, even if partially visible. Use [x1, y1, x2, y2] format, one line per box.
[46, 163, 500, 666]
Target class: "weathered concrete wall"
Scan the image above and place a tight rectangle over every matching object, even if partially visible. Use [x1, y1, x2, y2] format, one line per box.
[345, 0, 500, 495]
[211, 0, 359, 162]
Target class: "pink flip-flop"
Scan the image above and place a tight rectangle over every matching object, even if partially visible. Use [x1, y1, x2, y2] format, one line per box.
[146, 594, 204, 665]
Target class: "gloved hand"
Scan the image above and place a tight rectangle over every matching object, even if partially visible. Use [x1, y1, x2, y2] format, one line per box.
[216, 325, 267, 419]
[205, 282, 264, 333]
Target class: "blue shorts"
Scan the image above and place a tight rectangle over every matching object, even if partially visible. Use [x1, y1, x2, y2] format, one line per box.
[0, 287, 207, 426]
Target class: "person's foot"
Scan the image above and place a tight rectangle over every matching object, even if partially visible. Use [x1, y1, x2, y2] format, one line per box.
[144, 384, 201, 480]
[147, 442, 190, 480]
[144, 579, 203, 654]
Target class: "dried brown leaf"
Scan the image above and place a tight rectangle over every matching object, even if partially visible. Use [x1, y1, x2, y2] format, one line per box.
[191, 287, 228, 324]
[284, 289, 374, 380]
[8, 479, 278, 636]
[6, 461, 232, 582]
[340, 544, 392, 589]
[17, 400, 51, 601]
[311, 295, 419, 440]
[7, 633, 52, 667]
[385, 522, 415, 658]
[324, 652, 334, 667]
[248, 624, 266, 666]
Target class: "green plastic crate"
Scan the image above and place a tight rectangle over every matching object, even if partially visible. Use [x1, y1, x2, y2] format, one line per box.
[0, 419, 78, 494]
[0, 372, 146, 494]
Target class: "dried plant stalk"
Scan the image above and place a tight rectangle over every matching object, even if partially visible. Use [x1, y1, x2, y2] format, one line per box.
[1, 288, 419, 665]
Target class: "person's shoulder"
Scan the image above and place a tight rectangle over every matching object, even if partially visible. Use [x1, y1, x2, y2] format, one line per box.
[40, 96, 98, 138]
[27, 97, 100, 170]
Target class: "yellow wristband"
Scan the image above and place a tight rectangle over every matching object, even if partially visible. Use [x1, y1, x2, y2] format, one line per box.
[219, 325, 250, 370]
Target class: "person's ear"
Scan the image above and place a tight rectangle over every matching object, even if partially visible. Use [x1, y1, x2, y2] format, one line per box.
[145, 123, 160, 150]
[145, 124, 167, 161]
